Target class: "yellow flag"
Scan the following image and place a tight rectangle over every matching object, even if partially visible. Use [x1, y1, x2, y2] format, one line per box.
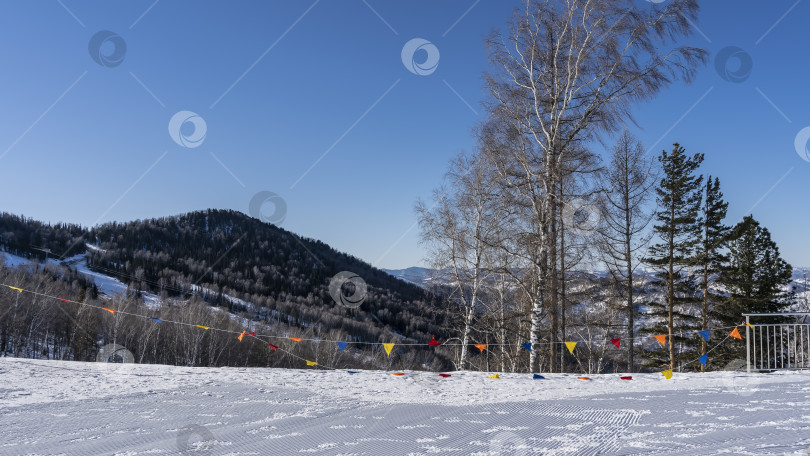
[565, 341, 577, 354]
[238, 331, 245, 341]
[306, 360, 318, 366]
[383, 343, 395, 356]
[661, 369, 673, 380]
[744, 322, 754, 329]
[7, 286, 22, 293]
[196, 325, 210, 330]
[489, 373, 500, 379]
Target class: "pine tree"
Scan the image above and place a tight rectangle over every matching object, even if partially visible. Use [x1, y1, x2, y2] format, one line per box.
[696, 177, 729, 370]
[645, 143, 704, 371]
[712, 216, 795, 365]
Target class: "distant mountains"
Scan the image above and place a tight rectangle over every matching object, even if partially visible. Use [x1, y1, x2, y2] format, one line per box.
[0, 210, 455, 369]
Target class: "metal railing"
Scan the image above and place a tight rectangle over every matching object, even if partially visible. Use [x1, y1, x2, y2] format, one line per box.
[744, 313, 810, 373]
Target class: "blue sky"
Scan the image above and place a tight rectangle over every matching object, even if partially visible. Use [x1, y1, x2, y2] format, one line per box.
[0, 0, 807, 269]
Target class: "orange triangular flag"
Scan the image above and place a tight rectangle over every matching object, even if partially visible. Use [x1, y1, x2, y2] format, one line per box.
[654, 334, 667, 347]
[289, 337, 303, 342]
[238, 331, 246, 341]
[475, 344, 487, 353]
[392, 372, 405, 376]
[383, 343, 395, 356]
[196, 325, 209, 330]
[661, 369, 673, 379]
[7, 286, 22, 293]
[729, 327, 742, 340]
[306, 360, 317, 366]
[102, 308, 116, 314]
[565, 342, 577, 354]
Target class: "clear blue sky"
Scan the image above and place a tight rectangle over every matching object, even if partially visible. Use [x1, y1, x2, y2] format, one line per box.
[0, 1, 807, 269]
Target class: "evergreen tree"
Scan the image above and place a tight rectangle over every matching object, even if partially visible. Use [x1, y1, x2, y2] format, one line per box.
[696, 177, 729, 370]
[644, 143, 704, 371]
[712, 216, 795, 366]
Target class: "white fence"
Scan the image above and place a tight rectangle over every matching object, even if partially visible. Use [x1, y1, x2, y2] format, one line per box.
[745, 312, 810, 373]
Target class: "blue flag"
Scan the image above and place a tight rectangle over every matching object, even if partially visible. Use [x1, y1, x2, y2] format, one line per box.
[698, 353, 708, 366]
[698, 330, 710, 342]
[533, 374, 545, 379]
[151, 318, 162, 323]
[337, 341, 348, 351]
[347, 370, 359, 375]
[521, 342, 532, 352]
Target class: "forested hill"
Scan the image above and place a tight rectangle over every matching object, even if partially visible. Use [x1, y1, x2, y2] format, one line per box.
[0, 210, 453, 369]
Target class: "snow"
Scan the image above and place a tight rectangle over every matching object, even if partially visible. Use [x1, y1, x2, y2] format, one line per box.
[2, 358, 810, 454]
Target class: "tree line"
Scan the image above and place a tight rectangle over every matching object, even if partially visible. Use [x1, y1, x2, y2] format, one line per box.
[416, 0, 795, 374]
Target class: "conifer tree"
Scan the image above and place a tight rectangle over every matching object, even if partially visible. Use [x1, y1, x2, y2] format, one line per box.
[696, 177, 729, 370]
[712, 216, 795, 365]
[645, 143, 704, 371]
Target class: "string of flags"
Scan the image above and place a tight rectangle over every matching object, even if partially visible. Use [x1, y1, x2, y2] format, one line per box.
[1, 283, 752, 379]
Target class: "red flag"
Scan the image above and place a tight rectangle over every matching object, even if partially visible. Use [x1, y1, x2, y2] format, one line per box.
[610, 338, 621, 349]
[439, 374, 451, 378]
[620, 376, 632, 381]
[247, 332, 255, 337]
[267, 343, 278, 351]
[57, 298, 70, 303]
[428, 337, 441, 346]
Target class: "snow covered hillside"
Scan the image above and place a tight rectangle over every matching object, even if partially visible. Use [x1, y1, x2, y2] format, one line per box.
[2, 358, 810, 455]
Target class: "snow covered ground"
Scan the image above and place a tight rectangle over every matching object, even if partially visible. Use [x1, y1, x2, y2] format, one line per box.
[2, 358, 810, 455]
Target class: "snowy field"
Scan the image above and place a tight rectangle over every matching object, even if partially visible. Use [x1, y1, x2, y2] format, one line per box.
[2, 359, 810, 455]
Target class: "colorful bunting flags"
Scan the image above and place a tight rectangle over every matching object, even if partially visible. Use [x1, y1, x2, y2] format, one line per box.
[383, 343, 395, 356]
[289, 337, 303, 342]
[729, 327, 742, 340]
[489, 373, 500, 379]
[475, 344, 487, 353]
[698, 330, 710, 342]
[565, 342, 577, 354]
[195, 325, 209, 330]
[654, 334, 667, 347]
[306, 360, 318, 366]
[337, 342, 348, 351]
[267, 343, 278, 351]
[521, 343, 532, 352]
[661, 369, 673, 379]
[698, 353, 708, 366]
[610, 338, 621, 349]
[238, 331, 246, 341]
[533, 374, 545, 380]
[102, 308, 116, 314]
[428, 337, 441, 346]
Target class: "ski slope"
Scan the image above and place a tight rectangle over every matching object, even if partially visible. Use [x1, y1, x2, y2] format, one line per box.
[2, 358, 810, 455]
